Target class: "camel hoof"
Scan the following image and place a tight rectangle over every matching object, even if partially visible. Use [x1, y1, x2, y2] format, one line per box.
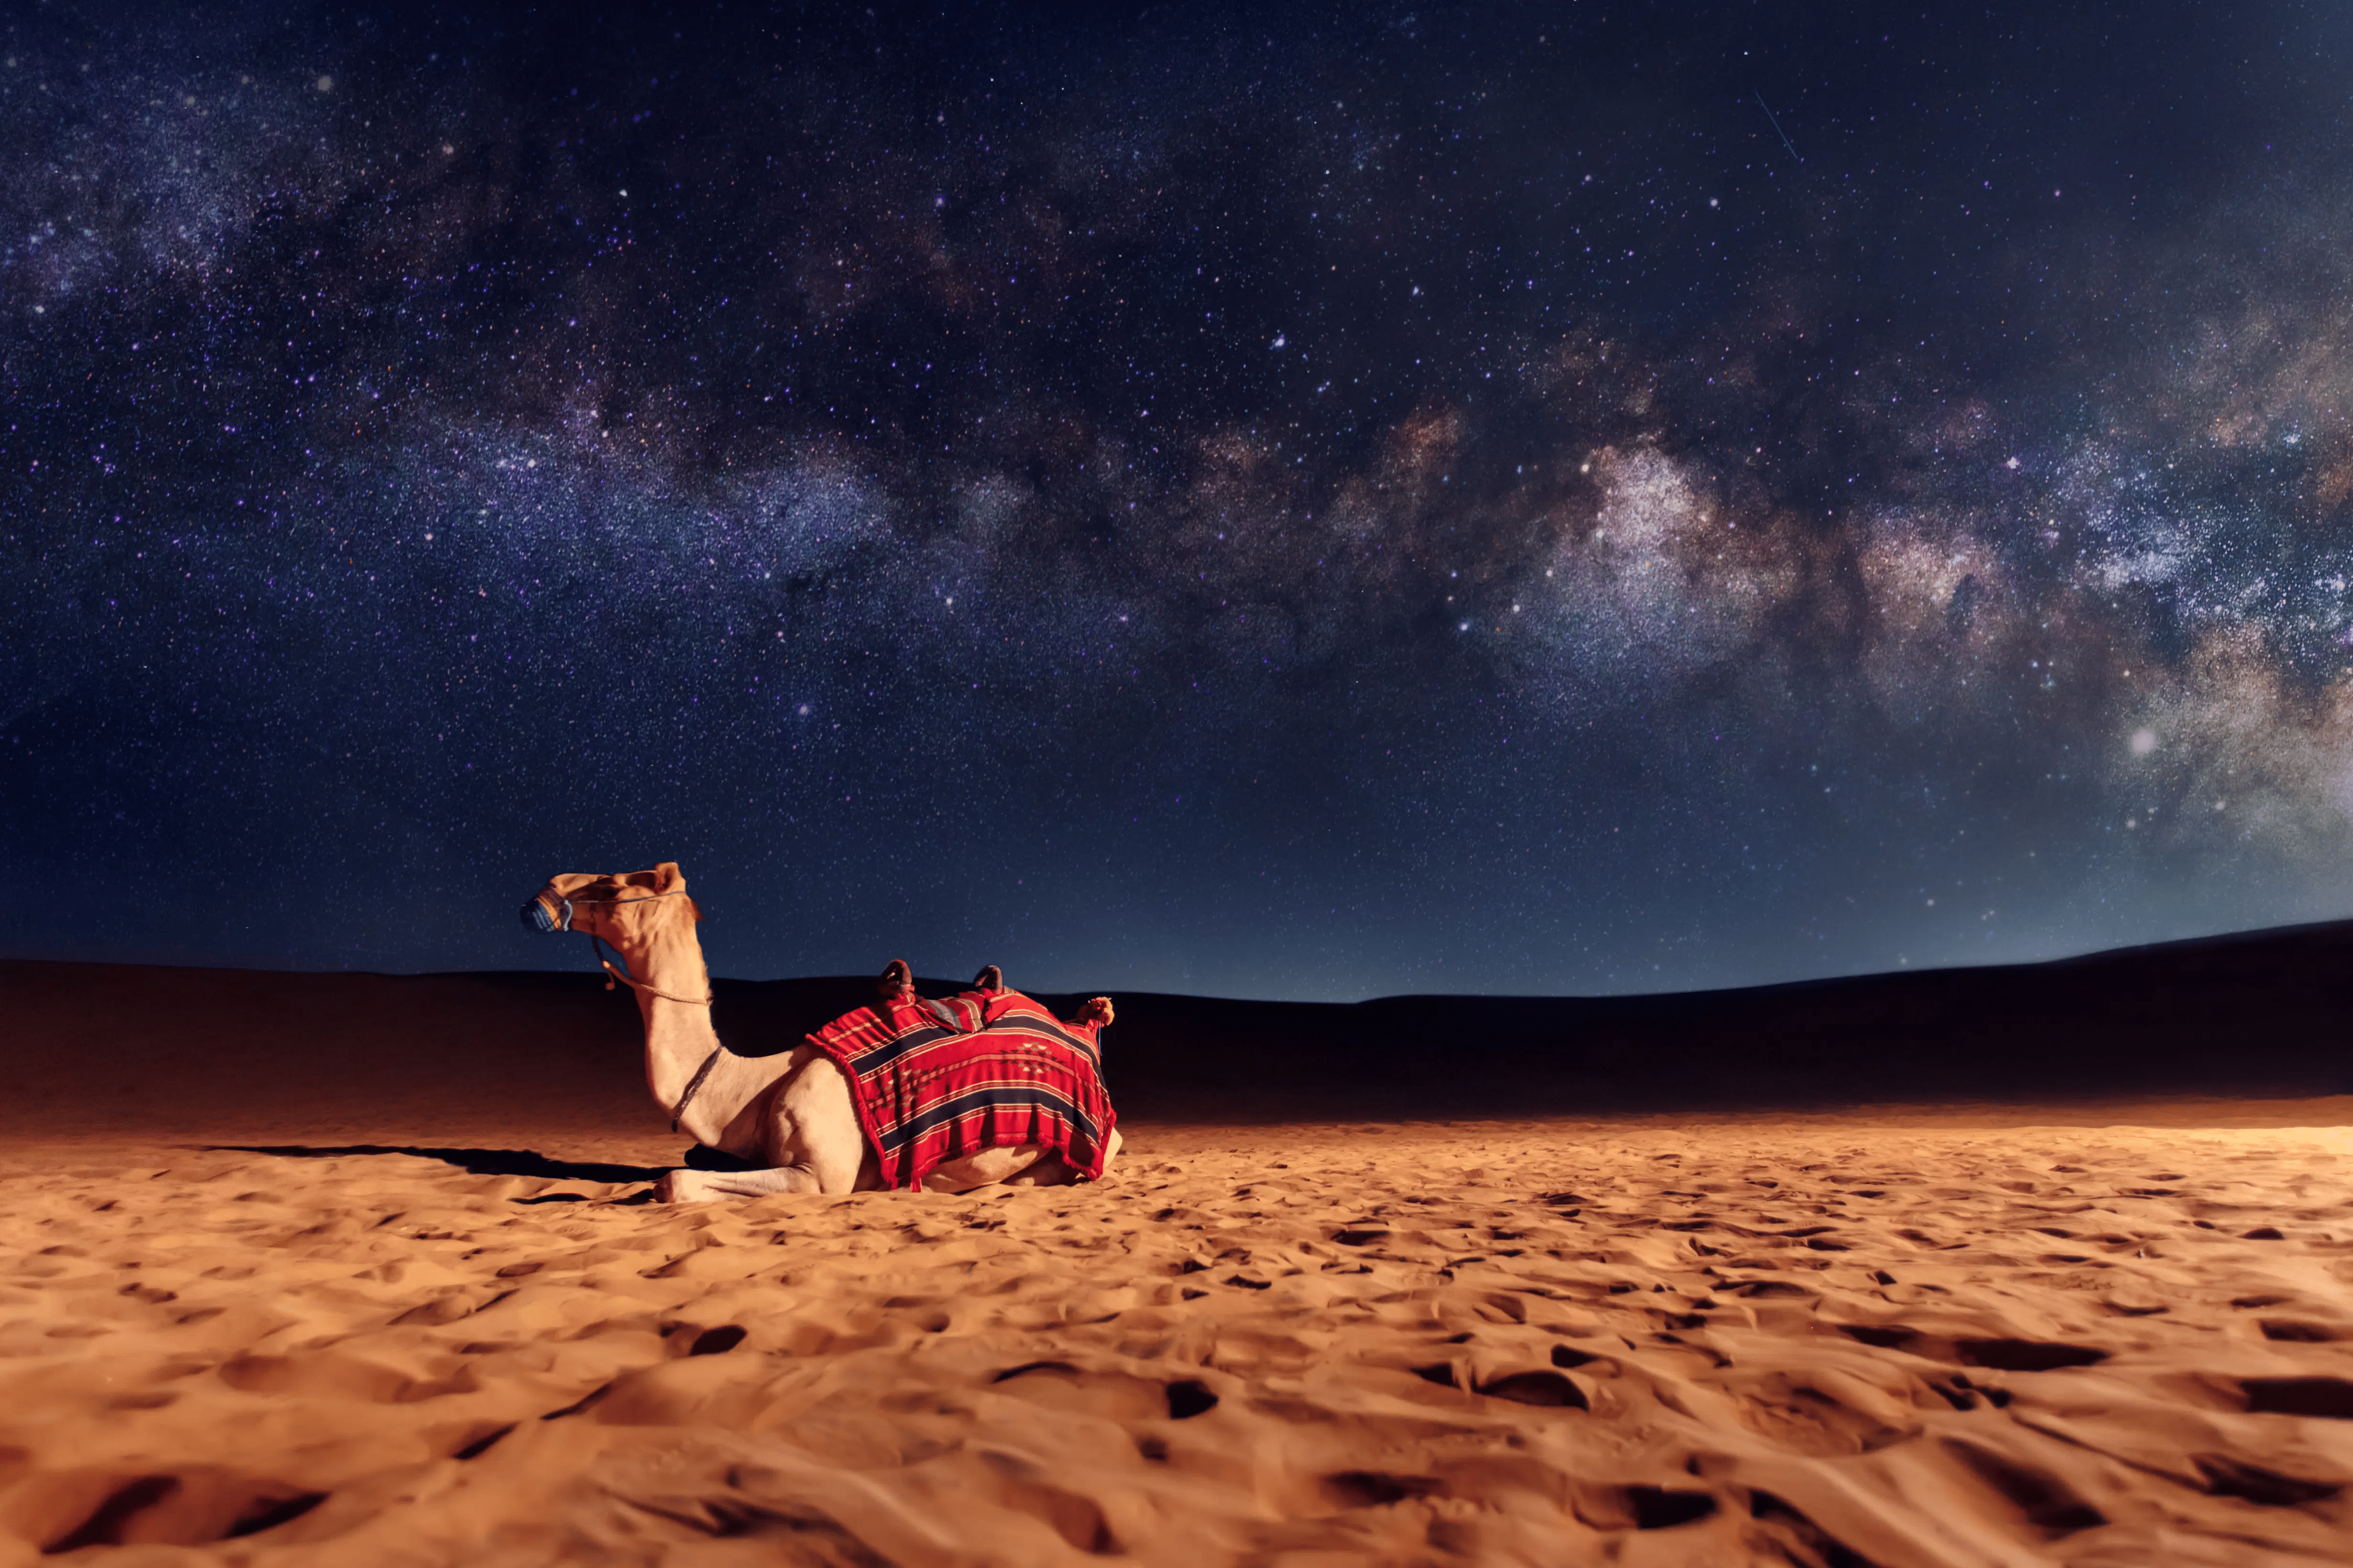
[655, 1170, 716, 1204]
[877, 959, 913, 1003]
[973, 964, 1004, 993]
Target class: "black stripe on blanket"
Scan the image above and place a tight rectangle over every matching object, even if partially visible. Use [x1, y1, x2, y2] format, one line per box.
[874, 1083, 1105, 1158]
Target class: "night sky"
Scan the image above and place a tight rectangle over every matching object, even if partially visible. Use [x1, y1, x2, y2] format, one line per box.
[6, 3, 2353, 1000]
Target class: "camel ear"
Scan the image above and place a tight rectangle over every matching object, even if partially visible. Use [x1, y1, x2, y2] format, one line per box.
[654, 860, 684, 892]
[688, 898, 703, 923]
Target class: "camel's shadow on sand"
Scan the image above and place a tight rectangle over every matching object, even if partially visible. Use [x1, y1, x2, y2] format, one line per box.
[217, 1143, 679, 1192]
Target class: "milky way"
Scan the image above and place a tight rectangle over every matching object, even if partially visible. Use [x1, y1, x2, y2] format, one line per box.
[6, 3, 2353, 999]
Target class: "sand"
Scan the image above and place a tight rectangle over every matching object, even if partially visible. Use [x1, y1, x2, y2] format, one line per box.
[4, 959, 2353, 1564]
[3, 1117, 2352, 1567]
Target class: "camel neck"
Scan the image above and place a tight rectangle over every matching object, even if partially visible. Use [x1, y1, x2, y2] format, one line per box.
[608, 921, 734, 1143]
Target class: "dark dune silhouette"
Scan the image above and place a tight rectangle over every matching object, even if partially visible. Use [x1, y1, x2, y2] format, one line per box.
[10, 917, 2351, 1141]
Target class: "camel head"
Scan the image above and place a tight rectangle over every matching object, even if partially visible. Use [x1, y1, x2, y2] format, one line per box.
[521, 862, 701, 943]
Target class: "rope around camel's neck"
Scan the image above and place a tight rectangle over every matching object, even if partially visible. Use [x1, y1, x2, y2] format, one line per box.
[591, 931, 713, 1007]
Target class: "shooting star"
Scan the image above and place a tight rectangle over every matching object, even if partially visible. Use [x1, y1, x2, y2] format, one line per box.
[1756, 92, 1800, 161]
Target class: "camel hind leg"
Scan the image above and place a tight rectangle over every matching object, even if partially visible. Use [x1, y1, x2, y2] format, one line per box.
[925, 1144, 1056, 1192]
[658, 1049, 873, 1203]
[921, 1126, 1125, 1192]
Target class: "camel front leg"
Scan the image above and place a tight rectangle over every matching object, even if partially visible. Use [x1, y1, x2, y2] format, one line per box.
[658, 1051, 871, 1203]
[658, 1165, 828, 1201]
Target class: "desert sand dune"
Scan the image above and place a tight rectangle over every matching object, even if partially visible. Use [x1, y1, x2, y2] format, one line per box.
[3, 953, 2352, 1565]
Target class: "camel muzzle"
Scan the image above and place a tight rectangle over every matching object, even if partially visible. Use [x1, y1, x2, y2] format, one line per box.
[522, 891, 572, 933]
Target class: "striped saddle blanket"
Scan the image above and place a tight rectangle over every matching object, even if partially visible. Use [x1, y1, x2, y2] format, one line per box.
[806, 988, 1116, 1190]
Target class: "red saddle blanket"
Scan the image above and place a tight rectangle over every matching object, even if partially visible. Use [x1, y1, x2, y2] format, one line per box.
[805, 988, 1116, 1190]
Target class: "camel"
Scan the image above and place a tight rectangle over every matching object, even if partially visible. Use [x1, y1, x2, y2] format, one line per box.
[521, 862, 1123, 1202]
